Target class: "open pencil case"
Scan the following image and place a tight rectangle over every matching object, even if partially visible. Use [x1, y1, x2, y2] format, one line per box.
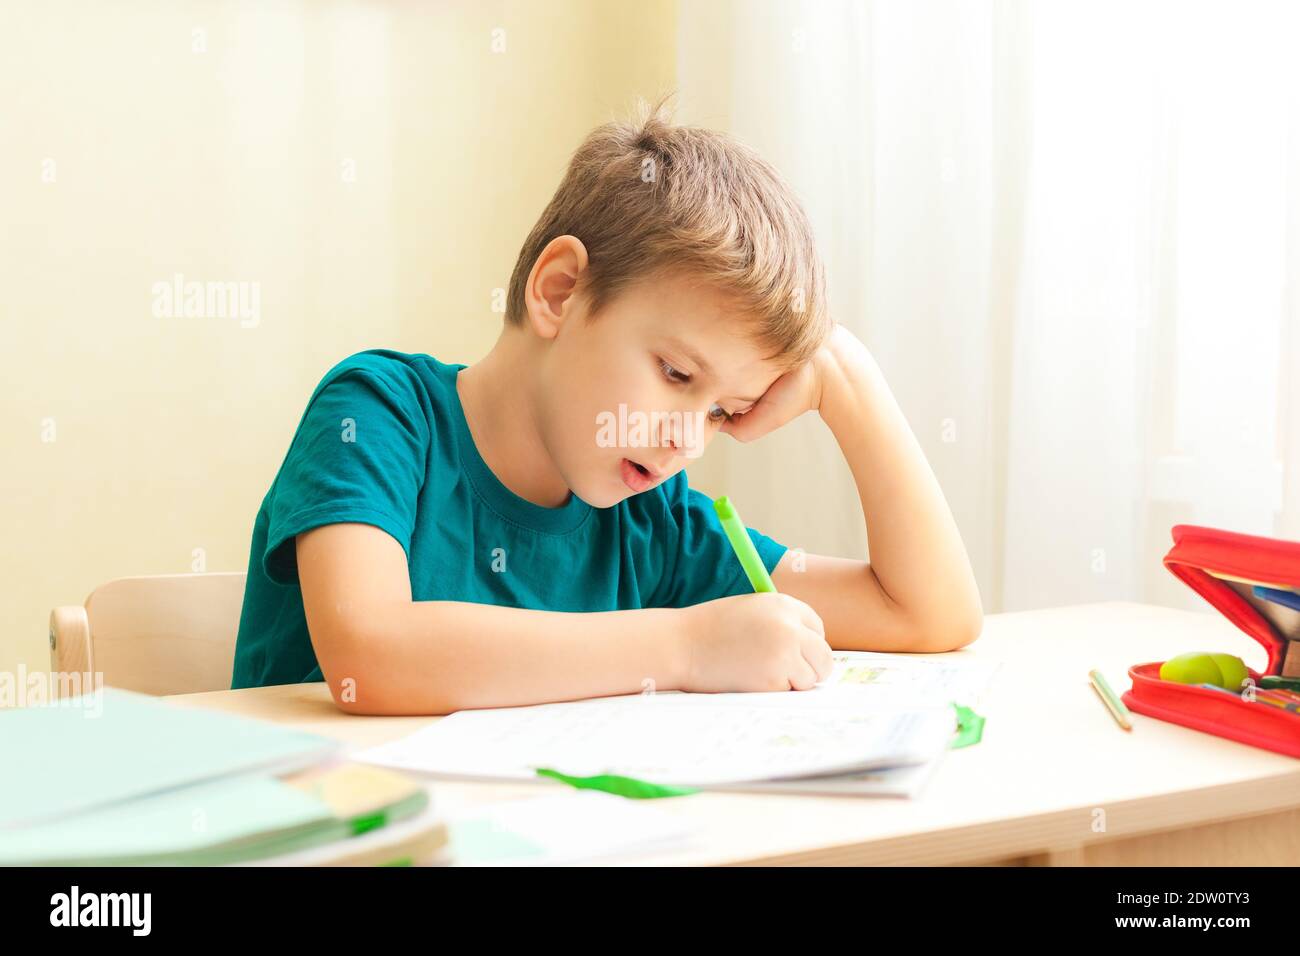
[1122, 524, 1300, 758]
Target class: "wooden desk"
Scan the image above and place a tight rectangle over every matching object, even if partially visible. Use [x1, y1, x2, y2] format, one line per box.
[165, 602, 1300, 866]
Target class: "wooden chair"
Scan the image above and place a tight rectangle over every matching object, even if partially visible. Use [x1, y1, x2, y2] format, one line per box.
[49, 572, 246, 697]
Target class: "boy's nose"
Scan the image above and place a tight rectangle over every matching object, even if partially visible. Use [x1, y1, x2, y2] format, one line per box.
[657, 413, 709, 461]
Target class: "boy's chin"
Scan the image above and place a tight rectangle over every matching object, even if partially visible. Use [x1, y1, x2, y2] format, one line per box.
[567, 474, 632, 509]
[573, 485, 627, 509]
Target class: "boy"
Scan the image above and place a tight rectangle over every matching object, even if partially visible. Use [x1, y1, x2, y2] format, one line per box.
[230, 97, 983, 714]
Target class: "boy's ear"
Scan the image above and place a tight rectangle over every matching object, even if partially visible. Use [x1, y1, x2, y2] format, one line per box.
[524, 235, 589, 340]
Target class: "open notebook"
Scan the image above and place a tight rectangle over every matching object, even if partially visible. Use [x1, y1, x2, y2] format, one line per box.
[353, 651, 999, 796]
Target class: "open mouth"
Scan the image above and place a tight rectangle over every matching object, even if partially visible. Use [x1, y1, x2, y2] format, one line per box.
[620, 457, 659, 492]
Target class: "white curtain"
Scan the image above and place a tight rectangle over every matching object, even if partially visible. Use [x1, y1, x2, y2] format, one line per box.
[678, 0, 1300, 615]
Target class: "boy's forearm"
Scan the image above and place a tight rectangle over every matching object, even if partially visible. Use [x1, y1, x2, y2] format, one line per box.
[325, 601, 690, 716]
[817, 332, 983, 645]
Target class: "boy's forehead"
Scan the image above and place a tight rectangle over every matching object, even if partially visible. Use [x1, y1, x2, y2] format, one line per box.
[629, 274, 751, 342]
[640, 270, 744, 318]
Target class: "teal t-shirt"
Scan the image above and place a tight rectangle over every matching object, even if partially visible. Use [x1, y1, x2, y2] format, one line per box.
[230, 349, 788, 689]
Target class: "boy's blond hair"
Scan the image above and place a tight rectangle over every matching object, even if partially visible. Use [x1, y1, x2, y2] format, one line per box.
[505, 92, 831, 369]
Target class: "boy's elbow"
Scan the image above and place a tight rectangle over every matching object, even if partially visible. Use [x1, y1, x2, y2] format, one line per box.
[311, 623, 412, 716]
[320, 653, 382, 714]
[922, 607, 983, 653]
[322, 666, 458, 717]
[317, 641, 459, 717]
[897, 600, 982, 653]
[310, 619, 376, 713]
[326, 673, 382, 715]
[306, 613, 399, 714]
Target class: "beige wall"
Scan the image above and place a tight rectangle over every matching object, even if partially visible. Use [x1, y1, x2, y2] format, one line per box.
[0, 1, 677, 683]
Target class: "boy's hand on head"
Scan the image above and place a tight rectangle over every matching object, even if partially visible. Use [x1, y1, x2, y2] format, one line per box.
[719, 322, 862, 443]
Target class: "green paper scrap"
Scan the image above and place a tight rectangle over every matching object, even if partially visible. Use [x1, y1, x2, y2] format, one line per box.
[949, 702, 986, 749]
[350, 811, 388, 837]
[535, 767, 699, 799]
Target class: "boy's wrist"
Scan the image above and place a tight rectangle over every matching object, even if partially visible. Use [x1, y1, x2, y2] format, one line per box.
[665, 608, 696, 691]
[618, 605, 697, 695]
[667, 604, 703, 692]
[816, 328, 882, 433]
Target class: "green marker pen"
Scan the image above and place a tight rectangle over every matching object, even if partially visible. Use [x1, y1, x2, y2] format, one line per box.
[713, 495, 776, 593]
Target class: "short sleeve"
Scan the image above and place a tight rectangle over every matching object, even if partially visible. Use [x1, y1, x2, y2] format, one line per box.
[648, 472, 789, 608]
[262, 359, 431, 585]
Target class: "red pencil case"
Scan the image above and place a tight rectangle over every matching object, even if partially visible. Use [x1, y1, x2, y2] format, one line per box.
[1122, 524, 1300, 758]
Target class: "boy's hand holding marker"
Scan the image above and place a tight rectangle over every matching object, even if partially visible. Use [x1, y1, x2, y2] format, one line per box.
[680, 589, 834, 693]
[677, 496, 834, 694]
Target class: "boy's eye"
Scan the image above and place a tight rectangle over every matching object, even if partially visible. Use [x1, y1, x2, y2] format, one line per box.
[658, 357, 746, 424]
[658, 358, 690, 384]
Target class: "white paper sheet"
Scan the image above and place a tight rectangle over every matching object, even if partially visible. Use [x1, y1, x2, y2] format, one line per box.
[352, 651, 999, 795]
[355, 695, 954, 787]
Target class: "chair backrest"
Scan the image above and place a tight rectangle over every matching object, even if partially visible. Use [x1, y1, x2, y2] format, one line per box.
[50, 572, 247, 697]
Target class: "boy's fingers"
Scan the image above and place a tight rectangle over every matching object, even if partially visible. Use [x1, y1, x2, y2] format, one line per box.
[796, 600, 825, 635]
[720, 408, 767, 443]
[787, 655, 820, 691]
[798, 627, 834, 680]
[803, 635, 835, 682]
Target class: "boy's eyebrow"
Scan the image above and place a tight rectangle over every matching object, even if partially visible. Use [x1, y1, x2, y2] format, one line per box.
[663, 336, 763, 405]
[664, 336, 714, 377]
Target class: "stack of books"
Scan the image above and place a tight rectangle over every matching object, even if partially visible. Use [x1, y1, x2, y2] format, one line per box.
[0, 687, 446, 866]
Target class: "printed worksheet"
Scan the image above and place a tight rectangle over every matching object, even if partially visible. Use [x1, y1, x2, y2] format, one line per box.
[823, 649, 999, 704]
[353, 651, 1000, 795]
[354, 695, 957, 788]
[645, 650, 1000, 712]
